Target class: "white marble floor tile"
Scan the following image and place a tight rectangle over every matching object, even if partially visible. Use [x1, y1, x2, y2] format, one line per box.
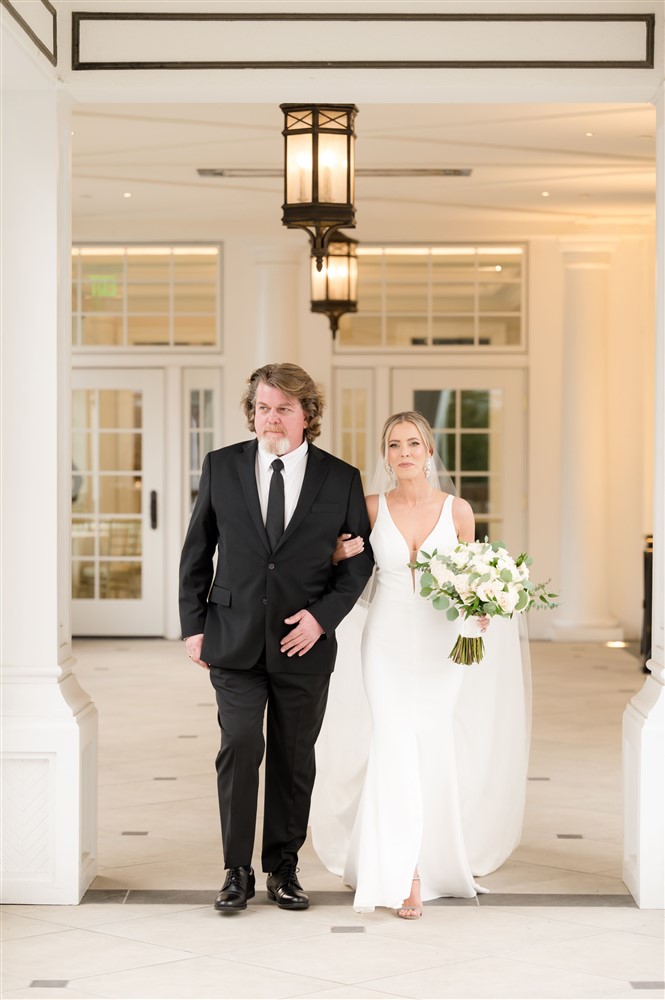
[0, 912, 69, 941]
[2, 928, 192, 985]
[89, 904, 338, 956]
[1, 903, 205, 931]
[1, 990, 106, 1000]
[503, 929, 664, 980]
[72, 956, 338, 999]
[485, 904, 663, 937]
[362, 905, 607, 956]
[219, 932, 477, 986]
[302, 990, 406, 999]
[362, 956, 631, 999]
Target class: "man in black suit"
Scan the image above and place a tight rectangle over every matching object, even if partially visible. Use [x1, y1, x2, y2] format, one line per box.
[179, 363, 373, 913]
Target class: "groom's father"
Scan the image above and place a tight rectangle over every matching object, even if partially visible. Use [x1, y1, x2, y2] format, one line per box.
[179, 363, 373, 913]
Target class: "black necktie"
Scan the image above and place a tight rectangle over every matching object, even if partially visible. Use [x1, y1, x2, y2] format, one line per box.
[265, 458, 285, 551]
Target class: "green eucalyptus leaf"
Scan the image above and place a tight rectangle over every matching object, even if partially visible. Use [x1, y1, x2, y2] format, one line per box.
[432, 594, 450, 611]
[446, 606, 459, 621]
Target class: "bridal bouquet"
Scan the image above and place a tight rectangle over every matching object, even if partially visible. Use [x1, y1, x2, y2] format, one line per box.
[411, 539, 558, 665]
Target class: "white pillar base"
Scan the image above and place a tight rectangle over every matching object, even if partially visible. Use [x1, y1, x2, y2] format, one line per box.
[622, 667, 665, 909]
[0, 668, 98, 904]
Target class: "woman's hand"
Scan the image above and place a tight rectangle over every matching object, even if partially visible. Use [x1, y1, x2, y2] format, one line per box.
[332, 532, 365, 566]
[478, 615, 490, 634]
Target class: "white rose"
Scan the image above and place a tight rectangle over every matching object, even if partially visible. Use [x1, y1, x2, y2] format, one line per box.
[496, 588, 519, 613]
[497, 557, 517, 574]
[476, 581, 498, 603]
[451, 548, 468, 569]
[430, 558, 455, 587]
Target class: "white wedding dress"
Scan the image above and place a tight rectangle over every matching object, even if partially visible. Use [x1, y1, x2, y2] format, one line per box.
[311, 492, 531, 910]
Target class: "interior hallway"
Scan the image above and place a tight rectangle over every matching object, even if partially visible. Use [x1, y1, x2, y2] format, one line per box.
[1, 640, 663, 1000]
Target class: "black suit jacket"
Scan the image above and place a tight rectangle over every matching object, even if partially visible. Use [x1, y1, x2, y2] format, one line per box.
[179, 440, 374, 673]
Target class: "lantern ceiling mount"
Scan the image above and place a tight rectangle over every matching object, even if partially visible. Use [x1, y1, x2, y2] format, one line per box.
[280, 103, 358, 270]
[310, 234, 358, 339]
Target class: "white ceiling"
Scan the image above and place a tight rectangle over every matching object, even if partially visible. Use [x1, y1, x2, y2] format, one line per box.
[72, 101, 656, 244]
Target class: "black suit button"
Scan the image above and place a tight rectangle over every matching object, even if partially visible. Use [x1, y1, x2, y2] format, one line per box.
[268, 563, 275, 570]
[262, 598, 267, 606]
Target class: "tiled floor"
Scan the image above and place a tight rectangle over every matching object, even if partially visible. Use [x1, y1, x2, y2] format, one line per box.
[1, 640, 663, 999]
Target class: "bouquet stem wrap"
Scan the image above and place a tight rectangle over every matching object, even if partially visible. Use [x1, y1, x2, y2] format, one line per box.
[449, 616, 485, 665]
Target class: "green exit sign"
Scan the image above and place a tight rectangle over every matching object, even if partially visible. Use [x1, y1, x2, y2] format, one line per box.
[90, 274, 118, 298]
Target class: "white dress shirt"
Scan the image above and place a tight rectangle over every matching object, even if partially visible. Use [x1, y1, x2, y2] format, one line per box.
[256, 438, 309, 530]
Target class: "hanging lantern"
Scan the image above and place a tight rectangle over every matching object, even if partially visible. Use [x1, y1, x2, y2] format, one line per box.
[310, 234, 358, 339]
[280, 104, 358, 270]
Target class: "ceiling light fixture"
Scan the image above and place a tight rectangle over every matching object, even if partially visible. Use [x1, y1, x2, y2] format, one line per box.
[280, 104, 358, 270]
[123, 192, 132, 199]
[541, 191, 550, 198]
[310, 234, 358, 339]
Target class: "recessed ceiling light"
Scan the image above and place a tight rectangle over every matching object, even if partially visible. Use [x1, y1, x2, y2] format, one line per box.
[585, 131, 594, 137]
[605, 641, 628, 648]
[541, 191, 550, 198]
[495, 265, 502, 272]
[70, 130, 75, 136]
[123, 192, 132, 199]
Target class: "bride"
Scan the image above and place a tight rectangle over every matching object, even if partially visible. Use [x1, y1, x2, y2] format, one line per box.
[311, 411, 530, 918]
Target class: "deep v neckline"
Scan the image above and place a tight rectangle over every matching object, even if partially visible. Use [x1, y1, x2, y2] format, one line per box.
[382, 492, 451, 588]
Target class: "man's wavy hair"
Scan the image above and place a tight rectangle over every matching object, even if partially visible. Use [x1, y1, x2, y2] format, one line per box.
[241, 363, 325, 443]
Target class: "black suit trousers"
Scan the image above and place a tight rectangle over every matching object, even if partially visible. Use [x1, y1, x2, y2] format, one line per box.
[209, 657, 330, 872]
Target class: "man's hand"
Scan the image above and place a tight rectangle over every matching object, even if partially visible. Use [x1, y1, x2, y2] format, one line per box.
[184, 633, 209, 669]
[281, 609, 324, 657]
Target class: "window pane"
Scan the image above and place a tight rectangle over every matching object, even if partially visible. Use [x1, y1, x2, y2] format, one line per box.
[190, 391, 200, 428]
[81, 281, 122, 313]
[126, 253, 170, 282]
[72, 391, 94, 430]
[72, 432, 93, 472]
[431, 317, 474, 345]
[72, 520, 96, 558]
[355, 281, 382, 311]
[479, 316, 521, 346]
[431, 252, 475, 277]
[386, 283, 428, 313]
[461, 390, 490, 428]
[99, 432, 142, 472]
[99, 391, 141, 429]
[477, 250, 522, 279]
[432, 284, 474, 312]
[81, 315, 124, 346]
[203, 390, 213, 426]
[190, 473, 200, 510]
[99, 475, 142, 514]
[72, 561, 95, 599]
[173, 315, 216, 345]
[72, 475, 94, 513]
[99, 519, 142, 557]
[127, 316, 170, 346]
[99, 561, 142, 600]
[127, 284, 170, 313]
[478, 282, 521, 312]
[173, 252, 218, 282]
[387, 316, 428, 347]
[174, 285, 216, 313]
[81, 253, 124, 281]
[434, 432, 455, 470]
[383, 254, 428, 281]
[413, 389, 456, 430]
[475, 520, 490, 542]
[461, 433, 489, 472]
[460, 475, 490, 514]
[338, 315, 382, 347]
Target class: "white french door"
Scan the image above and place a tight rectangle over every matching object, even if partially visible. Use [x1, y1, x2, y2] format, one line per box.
[392, 367, 526, 552]
[71, 369, 164, 635]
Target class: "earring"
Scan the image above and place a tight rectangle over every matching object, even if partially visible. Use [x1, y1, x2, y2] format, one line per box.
[385, 461, 395, 482]
[425, 456, 432, 478]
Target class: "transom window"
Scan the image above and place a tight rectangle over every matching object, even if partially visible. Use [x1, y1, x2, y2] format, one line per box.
[336, 245, 525, 350]
[71, 245, 221, 348]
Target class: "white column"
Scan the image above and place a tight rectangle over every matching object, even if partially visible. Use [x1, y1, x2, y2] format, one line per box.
[0, 47, 97, 901]
[552, 244, 622, 642]
[255, 248, 300, 366]
[622, 87, 665, 910]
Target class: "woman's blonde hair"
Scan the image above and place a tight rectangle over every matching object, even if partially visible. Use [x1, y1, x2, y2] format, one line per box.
[380, 411, 435, 460]
[241, 363, 325, 443]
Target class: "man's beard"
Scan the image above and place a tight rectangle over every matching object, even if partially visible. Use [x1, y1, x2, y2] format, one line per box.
[260, 433, 291, 456]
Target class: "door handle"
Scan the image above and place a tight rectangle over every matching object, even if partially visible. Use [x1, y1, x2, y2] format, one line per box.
[150, 490, 158, 530]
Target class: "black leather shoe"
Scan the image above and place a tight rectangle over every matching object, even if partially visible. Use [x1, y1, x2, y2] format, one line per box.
[266, 864, 309, 910]
[214, 867, 255, 913]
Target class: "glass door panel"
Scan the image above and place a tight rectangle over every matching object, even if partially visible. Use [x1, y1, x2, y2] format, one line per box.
[71, 369, 164, 635]
[391, 368, 525, 552]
